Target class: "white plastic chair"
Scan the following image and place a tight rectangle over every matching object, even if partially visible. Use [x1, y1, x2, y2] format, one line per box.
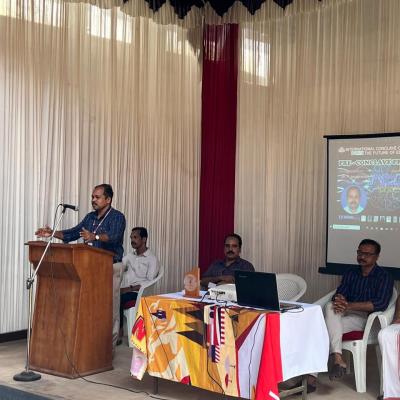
[123, 264, 164, 348]
[276, 273, 307, 301]
[315, 287, 397, 393]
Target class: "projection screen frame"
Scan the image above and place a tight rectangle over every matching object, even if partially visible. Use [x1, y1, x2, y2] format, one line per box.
[320, 132, 400, 280]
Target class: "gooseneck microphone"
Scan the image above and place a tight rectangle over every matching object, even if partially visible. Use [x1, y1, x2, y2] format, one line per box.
[60, 203, 79, 211]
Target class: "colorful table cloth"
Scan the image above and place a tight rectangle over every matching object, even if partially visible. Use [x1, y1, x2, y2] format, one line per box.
[130, 293, 328, 400]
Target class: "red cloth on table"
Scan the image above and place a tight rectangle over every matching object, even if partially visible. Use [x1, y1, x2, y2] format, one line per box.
[255, 312, 283, 400]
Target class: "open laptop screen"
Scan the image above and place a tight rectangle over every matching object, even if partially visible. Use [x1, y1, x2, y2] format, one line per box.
[234, 271, 280, 311]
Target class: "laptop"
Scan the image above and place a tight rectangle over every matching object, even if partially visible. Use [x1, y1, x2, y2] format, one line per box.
[234, 270, 299, 312]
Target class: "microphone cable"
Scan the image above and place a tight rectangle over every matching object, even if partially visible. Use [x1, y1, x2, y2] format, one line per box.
[37, 210, 169, 400]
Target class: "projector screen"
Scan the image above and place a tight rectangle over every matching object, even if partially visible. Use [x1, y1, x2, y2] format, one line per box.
[326, 133, 400, 272]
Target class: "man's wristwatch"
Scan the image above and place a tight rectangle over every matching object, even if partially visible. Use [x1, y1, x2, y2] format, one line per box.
[95, 234, 100, 241]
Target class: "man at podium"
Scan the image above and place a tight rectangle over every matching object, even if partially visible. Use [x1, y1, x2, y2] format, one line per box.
[35, 183, 126, 349]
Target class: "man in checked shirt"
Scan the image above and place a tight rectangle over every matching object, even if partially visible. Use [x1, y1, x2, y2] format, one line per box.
[36, 183, 126, 350]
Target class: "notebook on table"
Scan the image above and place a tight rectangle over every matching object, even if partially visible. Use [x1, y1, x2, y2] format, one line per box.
[234, 270, 300, 312]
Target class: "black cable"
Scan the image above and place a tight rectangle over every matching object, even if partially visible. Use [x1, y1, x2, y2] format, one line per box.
[226, 306, 254, 337]
[46, 247, 170, 400]
[204, 304, 225, 394]
[200, 290, 209, 302]
[142, 296, 226, 394]
[247, 313, 264, 395]
[280, 305, 304, 314]
[214, 292, 229, 306]
[36, 207, 169, 400]
[205, 347, 225, 394]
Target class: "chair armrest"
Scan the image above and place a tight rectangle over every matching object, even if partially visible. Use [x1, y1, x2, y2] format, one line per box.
[139, 277, 159, 290]
[314, 290, 336, 307]
[136, 280, 157, 297]
[362, 311, 382, 342]
[136, 270, 164, 297]
[378, 305, 396, 329]
[377, 288, 397, 329]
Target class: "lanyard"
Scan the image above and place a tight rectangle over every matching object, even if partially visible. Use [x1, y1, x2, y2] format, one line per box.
[93, 207, 112, 234]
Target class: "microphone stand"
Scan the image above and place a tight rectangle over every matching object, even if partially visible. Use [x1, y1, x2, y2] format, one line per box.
[14, 205, 68, 382]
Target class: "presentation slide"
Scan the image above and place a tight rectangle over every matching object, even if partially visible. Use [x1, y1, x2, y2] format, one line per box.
[327, 134, 400, 268]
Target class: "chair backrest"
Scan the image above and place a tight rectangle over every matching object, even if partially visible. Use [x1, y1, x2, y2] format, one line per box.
[276, 273, 307, 301]
[142, 264, 164, 297]
[124, 264, 165, 347]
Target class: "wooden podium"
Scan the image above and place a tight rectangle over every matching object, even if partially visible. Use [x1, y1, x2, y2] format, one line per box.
[27, 241, 114, 378]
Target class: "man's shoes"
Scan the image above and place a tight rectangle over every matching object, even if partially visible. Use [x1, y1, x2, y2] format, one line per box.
[116, 338, 123, 346]
[306, 375, 317, 393]
[377, 395, 383, 400]
[307, 383, 317, 393]
[329, 363, 346, 380]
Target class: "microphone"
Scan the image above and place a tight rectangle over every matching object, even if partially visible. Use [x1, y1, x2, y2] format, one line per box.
[60, 203, 79, 211]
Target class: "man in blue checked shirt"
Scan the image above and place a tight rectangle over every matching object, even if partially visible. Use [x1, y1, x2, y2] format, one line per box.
[326, 239, 393, 381]
[36, 183, 126, 350]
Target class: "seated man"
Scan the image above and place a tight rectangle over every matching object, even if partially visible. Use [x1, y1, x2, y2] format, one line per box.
[200, 233, 254, 289]
[378, 294, 400, 400]
[325, 239, 393, 380]
[119, 227, 160, 344]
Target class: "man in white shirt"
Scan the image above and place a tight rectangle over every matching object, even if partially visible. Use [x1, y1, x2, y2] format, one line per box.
[378, 294, 400, 400]
[118, 227, 160, 344]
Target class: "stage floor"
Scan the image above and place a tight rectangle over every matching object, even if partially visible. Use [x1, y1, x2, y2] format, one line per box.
[0, 338, 380, 399]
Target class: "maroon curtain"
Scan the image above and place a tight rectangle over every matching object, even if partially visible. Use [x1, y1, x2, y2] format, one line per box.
[199, 24, 239, 274]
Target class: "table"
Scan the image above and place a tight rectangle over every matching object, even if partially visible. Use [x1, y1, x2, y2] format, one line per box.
[129, 293, 329, 399]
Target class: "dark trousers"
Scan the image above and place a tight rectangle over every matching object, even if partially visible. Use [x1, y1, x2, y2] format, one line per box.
[120, 291, 138, 330]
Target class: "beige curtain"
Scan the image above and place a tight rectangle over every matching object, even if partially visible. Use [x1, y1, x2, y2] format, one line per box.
[236, 0, 400, 302]
[0, 0, 202, 333]
[2, 0, 400, 333]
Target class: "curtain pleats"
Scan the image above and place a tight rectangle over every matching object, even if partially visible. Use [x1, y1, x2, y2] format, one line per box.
[2, 0, 400, 333]
[235, 0, 400, 302]
[0, 1, 202, 333]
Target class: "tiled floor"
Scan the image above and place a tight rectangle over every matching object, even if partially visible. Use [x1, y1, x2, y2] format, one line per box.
[0, 339, 380, 399]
